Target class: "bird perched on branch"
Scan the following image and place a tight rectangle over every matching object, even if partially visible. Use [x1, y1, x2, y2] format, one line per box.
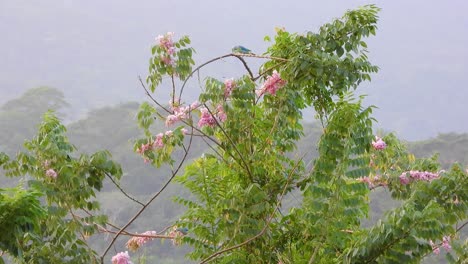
[176, 227, 189, 235]
[232, 45, 254, 54]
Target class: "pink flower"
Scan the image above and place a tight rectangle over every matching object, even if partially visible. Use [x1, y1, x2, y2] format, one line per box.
[216, 105, 227, 122]
[224, 78, 235, 97]
[181, 128, 189, 135]
[165, 130, 173, 137]
[257, 70, 286, 96]
[153, 133, 164, 148]
[166, 115, 179, 127]
[399, 174, 410, 185]
[167, 46, 176, 55]
[156, 32, 174, 51]
[45, 169, 57, 179]
[168, 226, 187, 246]
[372, 136, 386, 150]
[190, 101, 200, 110]
[357, 176, 373, 188]
[198, 108, 217, 128]
[175, 106, 189, 119]
[126, 231, 157, 252]
[168, 98, 180, 111]
[160, 55, 173, 66]
[399, 170, 440, 185]
[429, 240, 440, 255]
[442, 236, 451, 251]
[112, 251, 132, 264]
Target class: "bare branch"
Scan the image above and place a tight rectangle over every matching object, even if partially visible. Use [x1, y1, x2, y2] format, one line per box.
[105, 172, 144, 206]
[178, 53, 289, 100]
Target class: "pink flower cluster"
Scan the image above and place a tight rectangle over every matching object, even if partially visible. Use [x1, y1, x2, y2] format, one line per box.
[198, 106, 227, 128]
[399, 170, 441, 185]
[156, 32, 175, 65]
[429, 240, 439, 255]
[442, 236, 451, 251]
[166, 100, 200, 127]
[256, 70, 286, 96]
[111, 251, 132, 264]
[357, 175, 386, 189]
[372, 136, 386, 150]
[430, 236, 451, 255]
[136, 132, 170, 155]
[224, 78, 235, 98]
[45, 169, 58, 179]
[126, 231, 157, 252]
[168, 226, 187, 246]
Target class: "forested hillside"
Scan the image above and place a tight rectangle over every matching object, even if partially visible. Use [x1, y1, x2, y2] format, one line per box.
[1, 87, 466, 263]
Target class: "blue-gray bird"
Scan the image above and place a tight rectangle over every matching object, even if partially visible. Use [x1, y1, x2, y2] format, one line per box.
[176, 227, 189, 235]
[232, 45, 253, 54]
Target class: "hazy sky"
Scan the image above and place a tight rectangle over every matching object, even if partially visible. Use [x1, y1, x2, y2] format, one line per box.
[1, 0, 467, 140]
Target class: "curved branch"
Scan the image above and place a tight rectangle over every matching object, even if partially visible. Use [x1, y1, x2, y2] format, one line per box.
[105, 172, 144, 206]
[178, 53, 289, 100]
[100, 121, 195, 261]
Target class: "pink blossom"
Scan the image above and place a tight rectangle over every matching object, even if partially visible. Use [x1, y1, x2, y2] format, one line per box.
[112, 251, 132, 264]
[198, 108, 217, 128]
[168, 226, 187, 246]
[160, 55, 173, 66]
[399, 174, 410, 185]
[429, 240, 440, 255]
[216, 105, 227, 122]
[357, 176, 373, 188]
[175, 106, 189, 119]
[224, 78, 235, 97]
[166, 115, 179, 127]
[399, 170, 440, 185]
[168, 98, 180, 111]
[167, 46, 176, 55]
[190, 101, 200, 110]
[126, 231, 157, 252]
[165, 130, 173, 137]
[257, 70, 286, 96]
[372, 136, 386, 150]
[153, 133, 164, 148]
[442, 236, 451, 251]
[181, 128, 189, 135]
[45, 169, 57, 179]
[156, 32, 174, 51]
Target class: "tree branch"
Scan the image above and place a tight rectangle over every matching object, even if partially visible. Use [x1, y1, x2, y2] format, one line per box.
[100, 121, 195, 261]
[105, 172, 144, 206]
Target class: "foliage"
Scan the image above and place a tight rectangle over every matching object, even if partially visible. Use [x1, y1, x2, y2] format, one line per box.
[0, 111, 122, 263]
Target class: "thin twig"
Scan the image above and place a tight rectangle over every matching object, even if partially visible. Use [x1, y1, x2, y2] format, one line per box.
[105, 172, 144, 206]
[204, 104, 253, 180]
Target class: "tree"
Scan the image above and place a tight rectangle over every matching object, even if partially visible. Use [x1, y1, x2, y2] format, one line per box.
[0, 5, 466, 264]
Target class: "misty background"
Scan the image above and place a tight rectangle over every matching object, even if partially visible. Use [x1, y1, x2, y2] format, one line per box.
[1, 0, 467, 140]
